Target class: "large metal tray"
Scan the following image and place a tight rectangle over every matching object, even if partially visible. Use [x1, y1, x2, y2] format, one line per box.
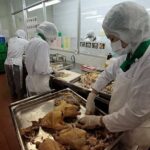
[72, 80, 111, 100]
[10, 88, 121, 150]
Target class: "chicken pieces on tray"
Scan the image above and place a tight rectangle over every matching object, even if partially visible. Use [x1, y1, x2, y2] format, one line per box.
[20, 93, 117, 150]
[39, 110, 69, 130]
[54, 100, 80, 118]
[54, 127, 110, 150]
[80, 72, 99, 89]
[39, 99, 80, 130]
[79, 72, 113, 94]
[55, 93, 80, 106]
[21, 97, 81, 138]
[54, 127, 89, 150]
[20, 121, 39, 141]
[36, 138, 64, 150]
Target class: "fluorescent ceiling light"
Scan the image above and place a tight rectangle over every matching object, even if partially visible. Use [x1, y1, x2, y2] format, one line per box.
[28, 0, 61, 12]
[86, 15, 103, 19]
[82, 10, 97, 16]
[45, 0, 61, 7]
[97, 18, 104, 23]
[28, 4, 43, 12]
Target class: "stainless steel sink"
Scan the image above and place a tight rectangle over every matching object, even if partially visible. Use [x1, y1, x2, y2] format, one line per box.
[51, 61, 73, 70]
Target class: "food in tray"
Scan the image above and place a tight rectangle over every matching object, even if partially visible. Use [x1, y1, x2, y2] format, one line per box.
[79, 72, 113, 94]
[19, 92, 119, 150]
[54, 93, 80, 106]
[20, 121, 39, 141]
[54, 100, 81, 118]
[54, 127, 89, 150]
[54, 127, 115, 150]
[36, 138, 63, 150]
[57, 72, 70, 78]
[90, 140, 109, 150]
[80, 72, 100, 89]
[102, 83, 113, 95]
[39, 99, 81, 130]
[39, 110, 69, 131]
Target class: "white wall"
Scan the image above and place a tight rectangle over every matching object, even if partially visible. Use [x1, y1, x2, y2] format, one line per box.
[27, 8, 44, 24]
[53, 0, 78, 37]
[0, 0, 13, 38]
[46, 5, 54, 22]
[14, 12, 25, 30]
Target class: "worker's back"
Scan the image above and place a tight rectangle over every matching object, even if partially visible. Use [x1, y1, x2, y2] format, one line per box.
[25, 36, 53, 95]
[25, 36, 52, 76]
[5, 37, 28, 66]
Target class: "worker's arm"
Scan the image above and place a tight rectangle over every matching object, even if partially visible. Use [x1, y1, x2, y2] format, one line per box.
[103, 62, 150, 132]
[86, 56, 124, 115]
[92, 57, 122, 92]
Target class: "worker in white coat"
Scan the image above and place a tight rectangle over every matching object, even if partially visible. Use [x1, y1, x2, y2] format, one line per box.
[78, 2, 150, 150]
[5, 29, 28, 99]
[25, 21, 58, 96]
[84, 31, 96, 42]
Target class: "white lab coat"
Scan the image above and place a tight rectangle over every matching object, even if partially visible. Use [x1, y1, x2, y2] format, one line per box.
[5, 37, 29, 90]
[93, 46, 150, 149]
[25, 36, 53, 95]
[5, 37, 29, 67]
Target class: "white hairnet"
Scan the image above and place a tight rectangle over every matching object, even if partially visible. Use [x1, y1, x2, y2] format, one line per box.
[15, 29, 27, 39]
[102, 2, 150, 51]
[87, 31, 95, 38]
[37, 21, 58, 41]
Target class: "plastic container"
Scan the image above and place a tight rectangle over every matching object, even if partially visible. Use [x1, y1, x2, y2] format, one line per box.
[0, 36, 5, 44]
[58, 32, 64, 48]
[0, 44, 7, 52]
[0, 43, 7, 72]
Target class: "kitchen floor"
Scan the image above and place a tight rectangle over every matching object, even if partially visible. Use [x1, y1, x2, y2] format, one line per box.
[0, 74, 20, 150]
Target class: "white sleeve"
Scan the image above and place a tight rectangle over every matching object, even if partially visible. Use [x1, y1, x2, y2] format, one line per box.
[35, 42, 53, 74]
[93, 58, 121, 92]
[103, 62, 150, 132]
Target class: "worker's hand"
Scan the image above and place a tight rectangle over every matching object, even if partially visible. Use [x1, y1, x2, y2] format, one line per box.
[77, 115, 103, 129]
[86, 92, 97, 115]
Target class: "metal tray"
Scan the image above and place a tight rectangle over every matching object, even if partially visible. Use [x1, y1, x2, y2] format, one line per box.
[10, 88, 121, 150]
[55, 70, 81, 83]
[73, 80, 111, 100]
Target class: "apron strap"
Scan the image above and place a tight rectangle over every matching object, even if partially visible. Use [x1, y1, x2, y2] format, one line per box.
[120, 39, 150, 72]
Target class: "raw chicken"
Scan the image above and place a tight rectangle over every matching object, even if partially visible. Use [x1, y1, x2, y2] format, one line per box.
[36, 138, 63, 150]
[54, 127, 89, 150]
[20, 121, 39, 141]
[39, 110, 69, 130]
[54, 100, 80, 118]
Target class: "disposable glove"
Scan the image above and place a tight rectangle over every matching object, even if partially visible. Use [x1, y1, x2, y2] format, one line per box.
[86, 92, 97, 115]
[77, 115, 103, 129]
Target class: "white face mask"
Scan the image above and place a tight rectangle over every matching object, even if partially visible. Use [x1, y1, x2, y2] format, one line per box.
[111, 40, 131, 55]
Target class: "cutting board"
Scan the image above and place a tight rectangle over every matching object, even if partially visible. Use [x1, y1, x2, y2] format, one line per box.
[57, 70, 81, 83]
